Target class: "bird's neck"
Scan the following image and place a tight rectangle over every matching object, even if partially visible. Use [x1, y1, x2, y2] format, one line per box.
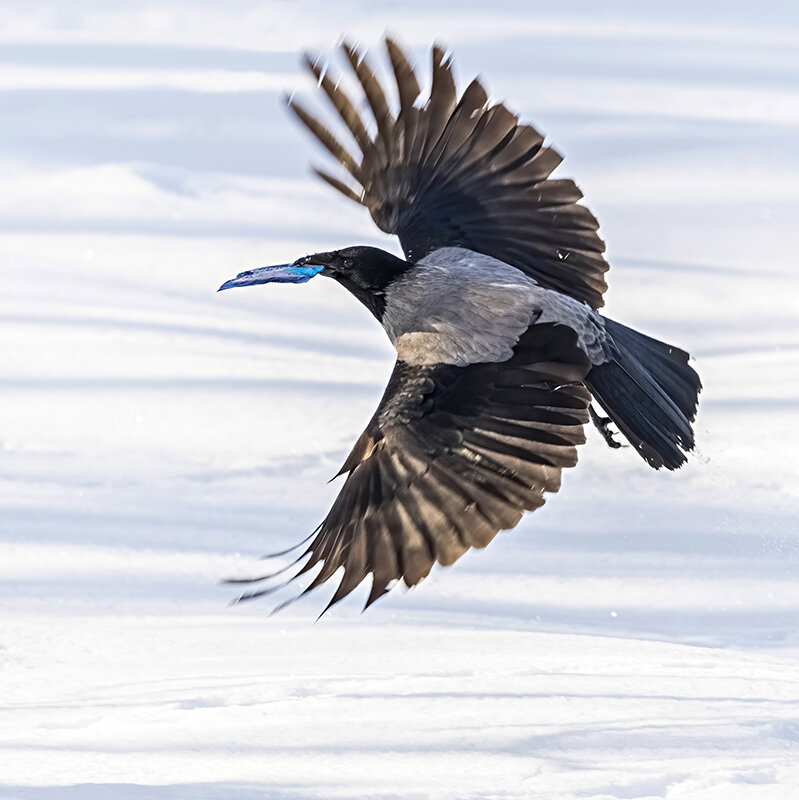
[345, 283, 389, 321]
[332, 248, 411, 321]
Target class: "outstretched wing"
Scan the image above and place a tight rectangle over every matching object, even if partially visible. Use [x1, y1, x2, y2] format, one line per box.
[288, 37, 609, 309]
[229, 323, 591, 614]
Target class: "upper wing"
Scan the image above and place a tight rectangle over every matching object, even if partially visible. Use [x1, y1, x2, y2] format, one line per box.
[287, 37, 609, 308]
[230, 323, 591, 614]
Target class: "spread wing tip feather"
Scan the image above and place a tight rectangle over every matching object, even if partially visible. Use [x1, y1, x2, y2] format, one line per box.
[226, 325, 591, 618]
[287, 35, 609, 307]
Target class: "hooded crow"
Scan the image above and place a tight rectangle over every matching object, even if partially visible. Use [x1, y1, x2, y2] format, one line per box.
[219, 38, 701, 614]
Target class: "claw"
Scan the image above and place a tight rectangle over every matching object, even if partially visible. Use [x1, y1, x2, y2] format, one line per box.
[589, 405, 625, 450]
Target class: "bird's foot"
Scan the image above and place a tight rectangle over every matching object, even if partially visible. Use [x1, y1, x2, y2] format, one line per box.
[589, 405, 625, 450]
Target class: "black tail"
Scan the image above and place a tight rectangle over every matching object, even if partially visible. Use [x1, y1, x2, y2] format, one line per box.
[584, 318, 701, 470]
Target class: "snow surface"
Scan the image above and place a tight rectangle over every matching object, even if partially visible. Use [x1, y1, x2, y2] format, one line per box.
[1, 1, 799, 798]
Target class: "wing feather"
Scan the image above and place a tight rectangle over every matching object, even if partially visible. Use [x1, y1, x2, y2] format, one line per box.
[286, 98, 361, 177]
[289, 38, 609, 307]
[312, 167, 362, 203]
[229, 323, 591, 613]
[341, 41, 394, 150]
[301, 54, 373, 151]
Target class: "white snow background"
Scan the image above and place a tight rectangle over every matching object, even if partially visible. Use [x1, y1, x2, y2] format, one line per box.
[1, 1, 798, 798]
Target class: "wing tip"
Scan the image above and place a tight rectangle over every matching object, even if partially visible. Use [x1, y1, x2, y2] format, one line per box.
[301, 50, 323, 79]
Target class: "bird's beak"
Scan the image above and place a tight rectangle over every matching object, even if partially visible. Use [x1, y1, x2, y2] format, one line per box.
[218, 263, 323, 292]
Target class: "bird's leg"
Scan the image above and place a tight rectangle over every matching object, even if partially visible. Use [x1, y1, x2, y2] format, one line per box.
[589, 404, 625, 449]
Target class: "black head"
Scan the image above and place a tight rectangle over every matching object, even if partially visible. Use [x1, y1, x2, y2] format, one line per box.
[296, 246, 410, 319]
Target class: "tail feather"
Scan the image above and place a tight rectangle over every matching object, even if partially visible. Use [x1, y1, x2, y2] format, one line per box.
[585, 318, 701, 470]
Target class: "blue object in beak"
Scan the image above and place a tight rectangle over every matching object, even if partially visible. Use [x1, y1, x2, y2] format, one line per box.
[218, 263, 323, 292]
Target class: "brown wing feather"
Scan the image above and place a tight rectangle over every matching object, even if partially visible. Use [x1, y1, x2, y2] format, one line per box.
[288, 37, 609, 308]
[228, 323, 591, 614]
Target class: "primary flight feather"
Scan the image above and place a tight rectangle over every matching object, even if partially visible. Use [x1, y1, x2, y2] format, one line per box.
[218, 37, 701, 614]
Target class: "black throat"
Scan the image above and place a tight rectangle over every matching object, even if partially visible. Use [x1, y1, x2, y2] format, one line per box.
[337, 281, 389, 320]
[327, 247, 411, 321]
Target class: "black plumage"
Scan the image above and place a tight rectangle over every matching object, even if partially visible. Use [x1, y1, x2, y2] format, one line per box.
[220, 38, 701, 614]
[585, 319, 701, 469]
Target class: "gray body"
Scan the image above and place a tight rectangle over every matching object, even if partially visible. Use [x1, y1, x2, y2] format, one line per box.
[382, 247, 609, 367]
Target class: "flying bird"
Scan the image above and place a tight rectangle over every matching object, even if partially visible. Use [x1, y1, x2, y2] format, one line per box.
[219, 38, 701, 614]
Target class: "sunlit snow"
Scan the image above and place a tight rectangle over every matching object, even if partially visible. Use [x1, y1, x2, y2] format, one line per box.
[1, 1, 798, 798]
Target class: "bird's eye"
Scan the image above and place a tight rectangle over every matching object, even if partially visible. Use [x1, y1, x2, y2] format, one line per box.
[343, 258, 354, 269]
